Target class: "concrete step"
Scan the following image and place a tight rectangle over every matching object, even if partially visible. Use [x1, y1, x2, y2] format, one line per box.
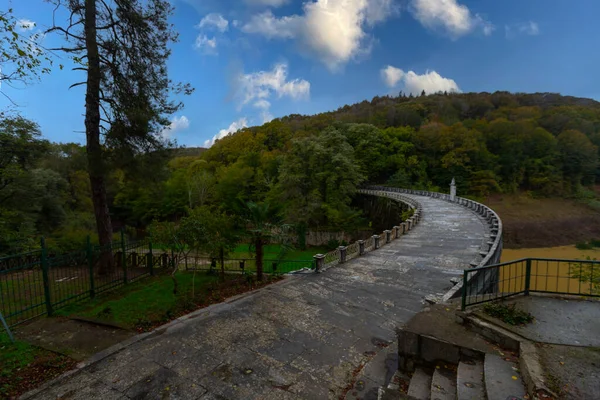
[407, 367, 432, 400]
[456, 359, 485, 400]
[430, 365, 457, 400]
[484, 354, 527, 400]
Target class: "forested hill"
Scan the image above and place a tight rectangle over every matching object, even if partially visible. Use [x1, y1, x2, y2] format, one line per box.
[205, 90, 600, 196]
[2, 91, 600, 254]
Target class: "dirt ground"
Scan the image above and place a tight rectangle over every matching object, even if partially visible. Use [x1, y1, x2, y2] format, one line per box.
[538, 344, 600, 400]
[485, 195, 600, 249]
[16, 317, 135, 361]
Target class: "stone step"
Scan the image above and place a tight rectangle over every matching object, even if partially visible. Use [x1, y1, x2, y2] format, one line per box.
[407, 367, 432, 400]
[484, 354, 527, 400]
[456, 359, 485, 400]
[430, 365, 457, 400]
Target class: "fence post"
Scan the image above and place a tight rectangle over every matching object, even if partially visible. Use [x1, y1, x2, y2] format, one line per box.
[385, 230, 391, 244]
[339, 246, 347, 264]
[461, 270, 468, 311]
[358, 240, 365, 256]
[393, 226, 400, 239]
[314, 254, 325, 273]
[373, 235, 380, 249]
[86, 235, 95, 299]
[40, 237, 53, 316]
[524, 258, 532, 295]
[148, 239, 154, 276]
[121, 229, 128, 284]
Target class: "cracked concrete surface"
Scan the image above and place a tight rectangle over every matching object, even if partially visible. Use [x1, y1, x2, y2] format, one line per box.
[25, 195, 488, 400]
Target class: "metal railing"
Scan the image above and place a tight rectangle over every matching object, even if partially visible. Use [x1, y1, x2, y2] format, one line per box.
[0, 237, 158, 327]
[461, 257, 600, 310]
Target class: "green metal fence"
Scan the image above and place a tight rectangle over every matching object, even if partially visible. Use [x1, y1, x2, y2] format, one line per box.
[0, 236, 157, 327]
[0, 238, 315, 327]
[461, 257, 600, 310]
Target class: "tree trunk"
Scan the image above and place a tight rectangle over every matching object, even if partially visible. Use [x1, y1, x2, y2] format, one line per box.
[84, 0, 114, 275]
[219, 246, 224, 282]
[255, 237, 263, 281]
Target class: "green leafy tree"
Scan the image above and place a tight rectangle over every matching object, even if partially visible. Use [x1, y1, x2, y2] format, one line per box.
[0, 8, 53, 103]
[277, 126, 365, 229]
[557, 130, 598, 192]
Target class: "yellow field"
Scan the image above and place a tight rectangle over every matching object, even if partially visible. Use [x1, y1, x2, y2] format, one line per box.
[499, 245, 599, 295]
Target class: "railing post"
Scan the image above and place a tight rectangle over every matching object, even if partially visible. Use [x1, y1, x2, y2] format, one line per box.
[358, 240, 365, 256]
[314, 254, 325, 273]
[148, 239, 154, 276]
[524, 258, 532, 295]
[40, 237, 53, 316]
[393, 226, 400, 239]
[385, 230, 391, 244]
[461, 270, 468, 311]
[86, 235, 95, 299]
[339, 246, 347, 264]
[121, 229, 128, 284]
[373, 235, 380, 249]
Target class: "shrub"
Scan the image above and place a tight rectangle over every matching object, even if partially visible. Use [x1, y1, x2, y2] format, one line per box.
[590, 239, 600, 248]
[576, 242, 594, 250]
[483, 302, 534, 325]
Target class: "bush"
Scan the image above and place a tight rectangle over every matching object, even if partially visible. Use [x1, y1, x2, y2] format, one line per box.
[576, 242, 594, 250]
[483, 302, 534, 325]
[590, 239, 600, 248]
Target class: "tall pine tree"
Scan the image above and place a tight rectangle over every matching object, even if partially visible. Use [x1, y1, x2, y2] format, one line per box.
[48, 0, 192, 272]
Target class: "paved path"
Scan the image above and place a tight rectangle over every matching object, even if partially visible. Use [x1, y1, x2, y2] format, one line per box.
[27, 195, 489, 400]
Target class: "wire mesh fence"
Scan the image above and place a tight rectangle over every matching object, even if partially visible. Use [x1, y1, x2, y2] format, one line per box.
[462, 258, 600, 310]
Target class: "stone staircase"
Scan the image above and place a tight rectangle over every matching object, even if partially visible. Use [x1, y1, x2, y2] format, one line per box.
[380, 352, 527, 400]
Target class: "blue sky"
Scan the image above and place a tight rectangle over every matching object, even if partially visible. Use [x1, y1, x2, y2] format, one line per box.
[2, 0, 599, 147]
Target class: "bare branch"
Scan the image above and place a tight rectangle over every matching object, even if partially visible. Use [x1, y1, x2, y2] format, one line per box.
[69, 81, 86, 89]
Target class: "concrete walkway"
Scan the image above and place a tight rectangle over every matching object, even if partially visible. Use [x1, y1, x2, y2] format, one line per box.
[25, 195, 489, 400]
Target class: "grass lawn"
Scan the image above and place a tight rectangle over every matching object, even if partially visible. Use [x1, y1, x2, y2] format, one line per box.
[230, 244, 330, 261]
[55, 271, 279, 331]
[0, 333, 75, 398]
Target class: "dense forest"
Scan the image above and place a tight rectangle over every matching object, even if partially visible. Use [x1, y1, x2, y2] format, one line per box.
[2, 91, 600, 254]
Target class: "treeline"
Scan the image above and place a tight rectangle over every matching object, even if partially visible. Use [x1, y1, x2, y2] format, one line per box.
[2, 91, 599, 254]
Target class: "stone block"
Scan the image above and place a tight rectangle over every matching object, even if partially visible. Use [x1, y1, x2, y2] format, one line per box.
[398, 330, 420, 356]
[420, 336, 460, 364]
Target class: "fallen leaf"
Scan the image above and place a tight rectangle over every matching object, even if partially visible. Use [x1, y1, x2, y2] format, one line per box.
[512, 376, 518, 380]
[559, 361, 564, 366]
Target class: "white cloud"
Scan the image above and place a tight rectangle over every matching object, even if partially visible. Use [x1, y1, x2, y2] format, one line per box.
[410, 0, 492, 38]
[161, 116, 190, 138]
[197, 13, 229, 32]
[381, 65, 404, 87]
[254, 100, 274, 123]
[204, 118, 248, 147]
[233, 63, 309, 125]
[242, 11, 301, 39]
[236, 63, 310, 107]
[242, 0, 397, 70]
[505, 21, 540, 38]
[381, 67, 460, 95]
[16, 19, 35, 32]
[245, 0, 289, 6]
[194, 35, 218, 54]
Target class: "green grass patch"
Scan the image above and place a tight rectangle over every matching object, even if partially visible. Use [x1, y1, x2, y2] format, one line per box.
[0, 333, 75, 398]
[483, 302, 534, 325]
[56, 271, 225, 330]
[0, 334, 40, 378]
[230, 244, 330, 261]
